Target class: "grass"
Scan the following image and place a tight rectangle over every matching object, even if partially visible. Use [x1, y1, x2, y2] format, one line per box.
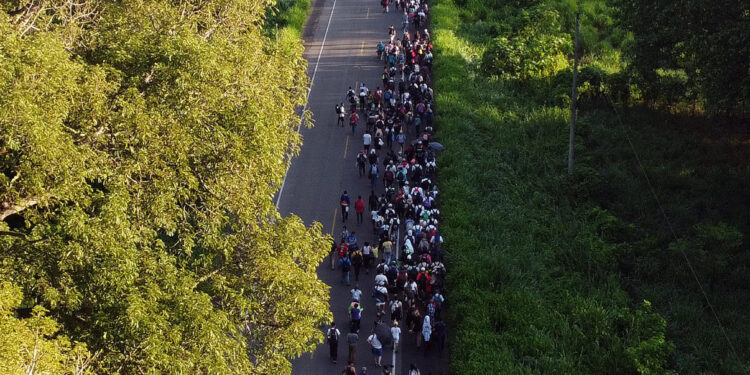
[264, 0, 312, 38]
[432, 0, 750, 374]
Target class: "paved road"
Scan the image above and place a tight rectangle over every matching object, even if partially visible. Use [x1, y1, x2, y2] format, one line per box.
[277, 0, 447, 374]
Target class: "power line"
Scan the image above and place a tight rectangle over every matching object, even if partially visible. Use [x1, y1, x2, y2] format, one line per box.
[601, 90, 740, 361]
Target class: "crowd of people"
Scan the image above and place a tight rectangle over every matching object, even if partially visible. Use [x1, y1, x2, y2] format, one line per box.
[328, 1, 445, 374]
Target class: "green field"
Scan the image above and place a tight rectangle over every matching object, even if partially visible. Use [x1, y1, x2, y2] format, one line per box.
[432, 0, 750, 373]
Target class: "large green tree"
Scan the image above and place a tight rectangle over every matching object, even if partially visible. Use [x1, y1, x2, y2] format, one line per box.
[618, 0, 750, 113]
[0, 0, 330, 373]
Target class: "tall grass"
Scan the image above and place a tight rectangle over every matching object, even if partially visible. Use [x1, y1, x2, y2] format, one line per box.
[264, 0, 312, 38]
[433, 0, 750, 373]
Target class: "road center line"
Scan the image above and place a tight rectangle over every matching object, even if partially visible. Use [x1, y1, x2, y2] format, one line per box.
[343, 136, 350, 158]
[331, 207, 337, 236]
[276, 0, 339, 208]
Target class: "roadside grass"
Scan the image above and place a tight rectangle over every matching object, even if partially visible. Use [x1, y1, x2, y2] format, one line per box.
[432, 0, 750, 373]
[265, 0, 312, 38]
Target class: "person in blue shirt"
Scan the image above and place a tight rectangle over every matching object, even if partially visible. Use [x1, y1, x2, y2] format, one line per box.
[340, 190, 351, 222]
[347, 231, 359, 251]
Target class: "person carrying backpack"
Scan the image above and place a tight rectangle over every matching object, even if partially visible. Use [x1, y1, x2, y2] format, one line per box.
[383, 168, 394, 187]
[327, 322, 341, 363]
[351, 248, 363, 281]
[340, 255, 352, 286]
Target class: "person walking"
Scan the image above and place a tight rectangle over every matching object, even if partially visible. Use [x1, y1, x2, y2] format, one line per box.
[336, 103, 346, 127]
[390, 321, 401, 353]
[343, 361, 357, 375]
[369, 190, 379, 212]
[349, 302, 363, 332]
[347, 330, 359, 363]
[434, 319, 446, 356]
[389, 297, 403, 323]
[351, 248, 363, 282]
[366, 331, 383, 367]
[355, 196, 366, 224]
[381, 237, 393, 264]
[363, 131, 372, 151]
[408, 363, 420, 375]
[396, 130, 405, 154]
[341, 191, 351, 222]
[350, 112, 360, 134]
[369, 163, 379, 190]
[362, 242, 373, 272]
[330, 239, 338, 270]
[421, 315, 432, 356]
[340, 254, 352, 285]
[327, 322, 341, 364]
[351, 284, 363, 302]
[357, 150, 367, 177]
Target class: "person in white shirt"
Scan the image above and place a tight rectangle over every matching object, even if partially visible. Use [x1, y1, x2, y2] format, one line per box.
[374, 272, 388, 287]
[363, 131, 372, 151]
[391, 321, 401, 353]
[366, 332, 382, 367]
[351, 285, 362, 302]
[327, 323, 341, 363]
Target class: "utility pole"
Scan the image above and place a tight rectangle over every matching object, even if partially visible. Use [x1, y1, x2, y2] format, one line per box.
[568, 13, 580, 175]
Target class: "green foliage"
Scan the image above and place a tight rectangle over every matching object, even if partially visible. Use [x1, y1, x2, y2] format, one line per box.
[0, 0, 328, 374]
[433, 1, 675, 373]
[434, 0, 750, 373]
[0, 280, 93, 375]
[264, 0, 311, 37]
[618, 0, 750, 114]
[481, 8, 571, 79]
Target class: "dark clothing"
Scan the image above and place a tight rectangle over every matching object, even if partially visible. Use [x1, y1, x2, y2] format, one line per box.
[369, 194, 379, 211]
[329, 340, 338, 361]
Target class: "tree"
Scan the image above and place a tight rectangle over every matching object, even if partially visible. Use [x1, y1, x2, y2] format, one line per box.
[0, 0, 330, 373]
[618, 0, 750, 114]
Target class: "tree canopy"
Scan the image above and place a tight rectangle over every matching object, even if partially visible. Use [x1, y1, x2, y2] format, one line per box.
[0, 0, 330, 373]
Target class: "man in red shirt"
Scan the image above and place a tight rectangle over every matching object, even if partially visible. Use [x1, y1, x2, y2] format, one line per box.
[355, 196, 366, 225]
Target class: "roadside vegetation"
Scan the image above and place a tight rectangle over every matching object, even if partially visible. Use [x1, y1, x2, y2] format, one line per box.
[0, 0, 327, 374]
[432, 0, 750, 373]
[265, 0, 312, 37]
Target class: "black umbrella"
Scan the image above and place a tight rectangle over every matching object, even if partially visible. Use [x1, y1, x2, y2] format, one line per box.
[429, 142, 444, 150]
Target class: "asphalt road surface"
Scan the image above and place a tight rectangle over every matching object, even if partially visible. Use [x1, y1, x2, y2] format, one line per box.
[276, 0, 448, 374]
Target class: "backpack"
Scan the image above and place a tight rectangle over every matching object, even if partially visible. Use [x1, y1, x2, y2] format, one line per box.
[385, 170, 394, 182]
[370, 164, 378, 177]
[396, 170, 406, 181]
[328, 328, 339, 342]
[351, 307, 361, 320]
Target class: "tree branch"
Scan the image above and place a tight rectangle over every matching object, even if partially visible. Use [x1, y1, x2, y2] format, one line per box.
[0, 195, 46, 221]
[194, 266, 225, 287]
[0, 231, 45, 244]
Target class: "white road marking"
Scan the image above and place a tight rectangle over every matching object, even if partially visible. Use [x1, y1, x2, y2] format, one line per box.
[276, 0, 339, 208]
